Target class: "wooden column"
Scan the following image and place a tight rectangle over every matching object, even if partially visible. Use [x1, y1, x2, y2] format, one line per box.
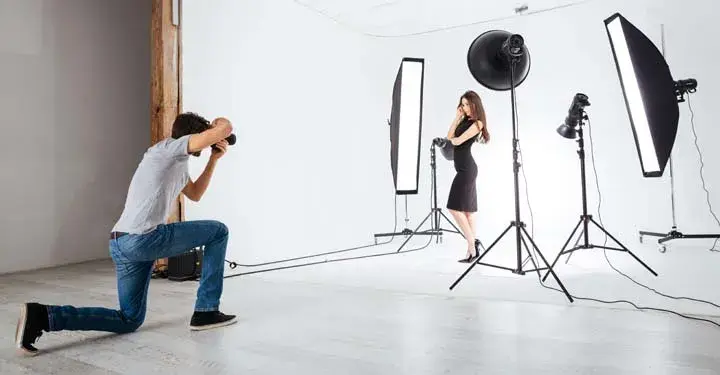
[151, 0, 183, 271]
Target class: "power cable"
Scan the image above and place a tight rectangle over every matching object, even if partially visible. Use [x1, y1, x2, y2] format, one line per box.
[686, 96, 720, 252]
[223, 143, 442, 278]
[517, 109, 720, 328]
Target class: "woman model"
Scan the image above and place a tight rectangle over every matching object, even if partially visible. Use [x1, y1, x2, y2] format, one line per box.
[446, 90, 490, 262]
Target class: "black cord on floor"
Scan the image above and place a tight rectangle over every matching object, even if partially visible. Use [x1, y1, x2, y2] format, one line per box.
[687, 97, 720, 252]
[223, 146, 440, 277]
[224, 184, 401, 269]
[518, 112, 720, 328]
[587, 116, 720, 309]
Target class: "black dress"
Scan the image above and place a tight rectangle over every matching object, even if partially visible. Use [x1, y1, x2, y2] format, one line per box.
[447, 118, 478, 212]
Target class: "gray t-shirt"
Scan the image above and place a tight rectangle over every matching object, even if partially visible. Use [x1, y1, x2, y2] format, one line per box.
[112, 135, 191, 234]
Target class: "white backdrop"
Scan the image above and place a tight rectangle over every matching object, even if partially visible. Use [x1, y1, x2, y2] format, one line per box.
[182, 0, 720, 305]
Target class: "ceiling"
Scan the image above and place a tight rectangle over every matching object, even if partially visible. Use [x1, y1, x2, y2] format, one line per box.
[294, 0, 590, 37]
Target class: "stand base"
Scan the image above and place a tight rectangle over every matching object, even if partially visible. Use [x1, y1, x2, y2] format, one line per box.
[374, 228, 438, 240]
[449, 220, 574, 303]
[544, 215, 658, 281]
[392, 208, 466, 252]
[639, 228, 720, 252]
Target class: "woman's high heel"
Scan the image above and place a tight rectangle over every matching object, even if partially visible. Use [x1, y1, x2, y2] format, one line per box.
[458, 239, 483, 263]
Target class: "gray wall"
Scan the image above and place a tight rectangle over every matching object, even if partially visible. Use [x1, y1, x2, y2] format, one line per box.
[0, 0, 151, 274]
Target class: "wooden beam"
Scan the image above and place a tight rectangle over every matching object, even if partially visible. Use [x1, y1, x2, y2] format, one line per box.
[151, 0, 183, 272]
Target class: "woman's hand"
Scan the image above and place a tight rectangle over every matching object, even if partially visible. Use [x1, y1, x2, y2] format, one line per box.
[456, 106, 465, 119]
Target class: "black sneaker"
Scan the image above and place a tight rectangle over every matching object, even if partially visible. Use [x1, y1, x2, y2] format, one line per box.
[189, 311, 237, 331]
[15, 303, 49, 356]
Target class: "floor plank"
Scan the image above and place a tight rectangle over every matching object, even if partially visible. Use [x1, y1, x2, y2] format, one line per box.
[1, 253, 719, 375]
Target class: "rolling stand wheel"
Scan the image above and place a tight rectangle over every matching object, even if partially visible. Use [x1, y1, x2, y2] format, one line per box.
[639, 234, 643, 244]
[658, 244, 667, 253]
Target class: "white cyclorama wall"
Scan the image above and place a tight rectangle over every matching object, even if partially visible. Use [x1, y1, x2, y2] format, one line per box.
[0, 0, 150, 275]
[183, 0, 720, 302]
[182, 0, 399, 263]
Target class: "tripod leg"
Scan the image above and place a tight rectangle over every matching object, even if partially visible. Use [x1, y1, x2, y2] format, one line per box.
[565, 227, 584, 265]
[448, 222, 513, 290]
[519, 235, 540, 277]
[396, 211, 434, 253]
[589, 218, 658, 276]
[439, 210, 466, 238]
[521, 226, 573, 303]
[542, 218, 582, 282]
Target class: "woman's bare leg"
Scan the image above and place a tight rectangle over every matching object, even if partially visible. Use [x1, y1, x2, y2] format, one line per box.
[450, 209, 475, 258]
[465, 212, 477, 256]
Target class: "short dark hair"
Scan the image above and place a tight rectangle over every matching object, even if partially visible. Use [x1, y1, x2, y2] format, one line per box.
[171, 112, 210, 139]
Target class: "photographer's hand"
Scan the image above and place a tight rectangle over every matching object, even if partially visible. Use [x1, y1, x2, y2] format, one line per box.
[182, 140, 228, 202]
[210, 140, 229, 161]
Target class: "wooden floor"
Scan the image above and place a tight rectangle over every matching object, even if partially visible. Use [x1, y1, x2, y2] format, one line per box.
[1, 252, 720, 374]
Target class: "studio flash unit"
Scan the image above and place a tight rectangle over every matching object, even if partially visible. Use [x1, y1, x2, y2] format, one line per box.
[376, 57, 466, 250]
[604, 13, 719, 250]
[545, 92, 658, 280]
[450, 29, 573, 303]
[604, 12, 696, 178]
[556, 93, 590, 139]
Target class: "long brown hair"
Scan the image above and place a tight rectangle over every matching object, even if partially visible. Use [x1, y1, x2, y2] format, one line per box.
[458, 90, 490, 143]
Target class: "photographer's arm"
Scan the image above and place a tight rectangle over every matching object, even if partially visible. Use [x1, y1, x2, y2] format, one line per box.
[183, 140, 228, 202]
[187, 118, 233, 153]
[182, 159, 217, 202]
[450, 120, 483, 145]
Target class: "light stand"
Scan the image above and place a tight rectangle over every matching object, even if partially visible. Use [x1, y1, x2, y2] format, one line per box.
[393, 139, 472, 252]
[543, 103, 658, 281]
[373, 195, 434, 241]
[634, 27, 719, 252]
[449, 31, 572, 302]
[637, 123, 720, 252]
[603, 17, 720, 252]
[375, 118, 429, 241]
[638, 148, 720, 252]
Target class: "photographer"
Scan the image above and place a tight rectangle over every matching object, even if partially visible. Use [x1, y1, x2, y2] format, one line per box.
[16, 113, 237, 356]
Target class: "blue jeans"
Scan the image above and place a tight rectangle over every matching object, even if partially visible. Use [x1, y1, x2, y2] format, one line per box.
[46, 220, 229, 333]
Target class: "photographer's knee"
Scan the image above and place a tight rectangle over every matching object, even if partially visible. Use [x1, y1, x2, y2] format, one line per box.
[126, 320, 143, 333]
[214, 221, 229, 237]
[119, 315, 145, 334]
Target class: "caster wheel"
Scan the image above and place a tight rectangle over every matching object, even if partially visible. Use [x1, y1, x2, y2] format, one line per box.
[658, 245, 667, 253]
[639, 235, 643, 244]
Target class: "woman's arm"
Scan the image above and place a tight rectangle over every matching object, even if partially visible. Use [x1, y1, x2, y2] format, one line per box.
[447, 107, 465, 139]
[450, 120, 483, 146]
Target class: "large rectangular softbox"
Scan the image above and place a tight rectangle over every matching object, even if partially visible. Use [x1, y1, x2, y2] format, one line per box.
[604, 13, 680, 177]
[389, 57, 425, 195]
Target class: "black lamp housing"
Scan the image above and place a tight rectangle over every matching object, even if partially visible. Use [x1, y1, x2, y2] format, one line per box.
[556, 93, 591, 139]
[467, 30, 531, 91]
